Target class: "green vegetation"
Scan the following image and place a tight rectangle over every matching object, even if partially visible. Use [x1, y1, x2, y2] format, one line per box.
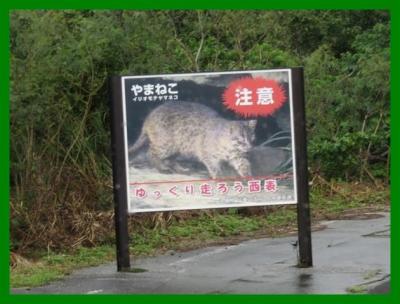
[346, 285, 368, 294]
[363, 269, 382, 280]
[9, 10, 390, 288]
[11, 246, 115, 288]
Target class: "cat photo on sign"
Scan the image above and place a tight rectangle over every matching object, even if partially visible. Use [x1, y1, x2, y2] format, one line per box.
[122, 70, 297, 213]
[129, 102, 257, 179]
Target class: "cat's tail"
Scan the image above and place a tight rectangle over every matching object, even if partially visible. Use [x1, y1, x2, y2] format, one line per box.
[128, 129, 148, 157]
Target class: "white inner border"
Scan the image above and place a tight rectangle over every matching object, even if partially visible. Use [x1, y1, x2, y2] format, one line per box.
[121, 69, 298, 213]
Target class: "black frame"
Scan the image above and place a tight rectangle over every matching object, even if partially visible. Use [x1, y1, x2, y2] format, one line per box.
[109, 67, 312, 271]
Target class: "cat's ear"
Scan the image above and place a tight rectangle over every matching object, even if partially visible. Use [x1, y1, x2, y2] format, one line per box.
[247, 120, 257, 130]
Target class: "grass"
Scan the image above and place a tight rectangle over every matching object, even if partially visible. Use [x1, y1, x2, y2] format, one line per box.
[345, 269, 385, 294]
[130, 206, 296, 256]
[363, 269, 382, 280]
[346, 285, 368, 294]
[11, 246, 115, 288]
[10, 181, 389, 288]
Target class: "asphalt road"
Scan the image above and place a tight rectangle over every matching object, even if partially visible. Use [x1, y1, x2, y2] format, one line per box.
[13, 212, 390, 294]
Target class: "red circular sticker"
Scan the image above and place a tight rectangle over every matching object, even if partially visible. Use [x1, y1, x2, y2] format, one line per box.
[222, 77, 287, 118]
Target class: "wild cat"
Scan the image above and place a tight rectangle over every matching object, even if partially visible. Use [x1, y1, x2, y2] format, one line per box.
[129, 102, 257, 178]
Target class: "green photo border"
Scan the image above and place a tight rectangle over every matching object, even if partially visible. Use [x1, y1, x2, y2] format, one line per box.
[1, 0, 397, 303]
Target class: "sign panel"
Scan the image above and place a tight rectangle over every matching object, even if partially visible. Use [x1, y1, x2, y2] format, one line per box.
[121, 69, 298, 213]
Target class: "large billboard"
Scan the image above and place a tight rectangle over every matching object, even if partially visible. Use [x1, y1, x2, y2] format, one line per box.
[119, 69, 298, 213]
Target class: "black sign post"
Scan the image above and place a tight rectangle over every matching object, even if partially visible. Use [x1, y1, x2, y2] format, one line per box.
[292, 68, 313, 267]
[109, 68, 312, 272]
[109, 76, 131, 271]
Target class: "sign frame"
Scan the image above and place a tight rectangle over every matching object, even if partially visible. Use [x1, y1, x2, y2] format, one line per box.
[109, 67, 312, 271]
